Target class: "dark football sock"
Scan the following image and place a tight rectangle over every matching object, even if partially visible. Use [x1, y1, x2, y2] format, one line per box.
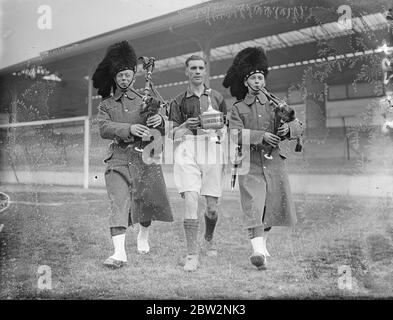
[183, 219, 199, 255]
[204, 212, 218, 242]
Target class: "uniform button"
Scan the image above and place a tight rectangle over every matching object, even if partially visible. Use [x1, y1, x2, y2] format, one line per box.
[258, 115, 261, 118]
[125, 109, 128, 112]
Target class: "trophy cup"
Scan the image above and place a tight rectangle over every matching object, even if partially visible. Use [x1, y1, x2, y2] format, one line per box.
[199, 89, 225, 130]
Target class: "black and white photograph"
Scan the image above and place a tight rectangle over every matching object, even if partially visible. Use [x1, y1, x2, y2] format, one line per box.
[1, 0, 393, 305]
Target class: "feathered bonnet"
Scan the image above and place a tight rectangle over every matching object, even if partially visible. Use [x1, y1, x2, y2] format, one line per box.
[92, 41, 137, 99]
[223, 47, 269, 100]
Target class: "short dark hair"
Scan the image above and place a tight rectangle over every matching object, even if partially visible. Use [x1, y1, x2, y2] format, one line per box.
[185, 55, 207, 67]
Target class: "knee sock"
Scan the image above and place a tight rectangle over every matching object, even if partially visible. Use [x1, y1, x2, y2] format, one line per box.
[138, 223, 150, 243]
[183, 219, 199, 255]
[111, 234, 127, 262]
[204, 211, 218, 242]
[248, 226, 265, 255]
[109, 227, 127, 261]
[250, 237, 264, 255]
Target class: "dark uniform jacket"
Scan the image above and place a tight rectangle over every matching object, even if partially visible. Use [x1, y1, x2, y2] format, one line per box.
[169, 86, 227, 135]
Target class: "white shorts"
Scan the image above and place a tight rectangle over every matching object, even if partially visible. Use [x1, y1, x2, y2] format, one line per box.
[174, 135, 225, 197]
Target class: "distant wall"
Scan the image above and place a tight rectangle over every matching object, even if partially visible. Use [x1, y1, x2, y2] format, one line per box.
[326, 97, 382, 128]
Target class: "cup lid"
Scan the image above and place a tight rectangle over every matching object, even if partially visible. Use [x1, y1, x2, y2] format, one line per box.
[202, 108, 221, 114]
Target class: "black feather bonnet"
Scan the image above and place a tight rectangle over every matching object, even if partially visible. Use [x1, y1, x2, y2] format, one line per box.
[92, 41, 137, 99]
[223, 47, 269, 100]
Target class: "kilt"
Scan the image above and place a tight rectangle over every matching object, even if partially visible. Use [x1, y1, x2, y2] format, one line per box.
[238, 146, 297, 229]
[104, 143, 173, 228]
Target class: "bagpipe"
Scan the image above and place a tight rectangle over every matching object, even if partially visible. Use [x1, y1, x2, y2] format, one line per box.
[129, 56, 169, 152]
[260, 86, 302, 159]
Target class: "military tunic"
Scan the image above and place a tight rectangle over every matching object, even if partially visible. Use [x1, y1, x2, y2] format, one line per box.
[97, 88, 173, 228]
[228, 92, 303, 229]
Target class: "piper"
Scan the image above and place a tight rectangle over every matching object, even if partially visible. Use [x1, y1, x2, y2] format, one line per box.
[224, 47, 303, 270]
[93, 41, 173, 269]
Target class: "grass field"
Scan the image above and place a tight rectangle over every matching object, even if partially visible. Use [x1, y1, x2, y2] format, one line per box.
[0, 189, 393, 299]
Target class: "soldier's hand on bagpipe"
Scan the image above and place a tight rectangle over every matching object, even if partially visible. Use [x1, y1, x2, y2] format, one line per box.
[263, 132, 280, 147]
[131, 124, 150, 137]
[146, 114, 162, 128]
[277, 122, 289, 137]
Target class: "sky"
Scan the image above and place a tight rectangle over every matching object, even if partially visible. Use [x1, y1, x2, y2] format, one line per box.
[0, 0, 210, 69]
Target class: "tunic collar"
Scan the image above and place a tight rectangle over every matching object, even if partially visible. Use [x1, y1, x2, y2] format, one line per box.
[244, 91, 268, 106]
[113, 88, 138, 101]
